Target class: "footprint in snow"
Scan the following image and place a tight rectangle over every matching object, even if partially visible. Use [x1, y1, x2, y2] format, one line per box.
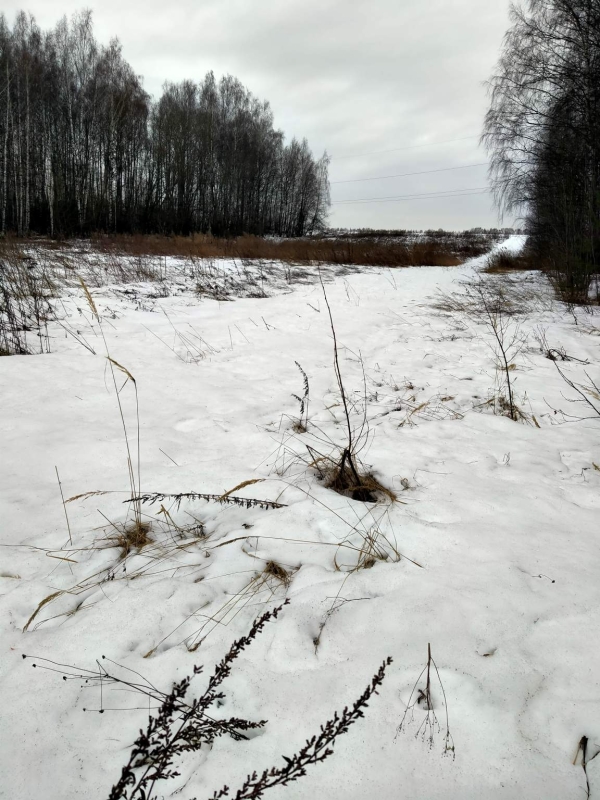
[175, 418, 202, 432]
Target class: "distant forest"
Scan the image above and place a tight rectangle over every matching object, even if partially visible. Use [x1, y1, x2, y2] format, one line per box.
[0, 11, 330, 237]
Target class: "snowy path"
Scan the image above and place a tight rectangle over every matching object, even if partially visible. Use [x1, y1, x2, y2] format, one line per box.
[1, 240, 599, 799]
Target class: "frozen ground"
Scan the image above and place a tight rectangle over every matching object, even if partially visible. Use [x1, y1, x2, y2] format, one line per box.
[1, 237, 599, 799]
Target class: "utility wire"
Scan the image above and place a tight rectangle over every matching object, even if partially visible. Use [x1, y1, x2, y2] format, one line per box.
[331, 135, 481, 160]
[333, 191, 488, 205]
[333, 189, 489, 205]
[332, 187, 490, 205]
[331, 162, 488, 185]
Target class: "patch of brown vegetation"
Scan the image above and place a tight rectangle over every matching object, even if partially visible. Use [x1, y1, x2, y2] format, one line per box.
[322, 449, 396, 503]
[111, 521, 152, 559]
[263, 560, 292, 586]
[483, 250, 534, 274]
[86, 232, 491, 268]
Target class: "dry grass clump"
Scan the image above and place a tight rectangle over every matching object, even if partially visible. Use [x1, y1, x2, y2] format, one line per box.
[351, 525, 393, 571]
[474, 393, 530, 422]
[497, 394, 529, 421]
[263, 560, 292, 587]
[22, 508, 211, 634]
[109, 520, 153, 559]
[322, 455, 396, 503]
[481, 246, 600, 306]
[292, 420, 308, 434]
[393, 394, 463, 427]
[434, 273, 547, 317]
[483, 249, 534, 274]
[179, 559, 296, 654]
[87, 232, 486, 268]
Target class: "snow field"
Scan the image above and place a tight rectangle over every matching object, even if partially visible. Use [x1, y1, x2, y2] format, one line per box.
[1, 237, 599, 799]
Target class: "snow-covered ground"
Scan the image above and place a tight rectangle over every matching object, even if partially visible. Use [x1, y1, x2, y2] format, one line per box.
[1, 237, 599, 799]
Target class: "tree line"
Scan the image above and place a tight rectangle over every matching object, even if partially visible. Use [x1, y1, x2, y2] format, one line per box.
[0, 11, 330, 238]
[483, 0, 600, 301]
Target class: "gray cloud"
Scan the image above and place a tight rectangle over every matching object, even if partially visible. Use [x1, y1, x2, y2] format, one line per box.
[3, 0, 514, 229]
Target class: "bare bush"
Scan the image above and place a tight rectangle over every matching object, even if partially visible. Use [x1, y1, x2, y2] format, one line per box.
[436, 276, 532, 421]
[553, 363, 600, 421]
[396, 643, 454, 758]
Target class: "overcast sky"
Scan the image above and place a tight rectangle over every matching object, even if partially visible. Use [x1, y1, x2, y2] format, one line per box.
[4, 0, 515, 230]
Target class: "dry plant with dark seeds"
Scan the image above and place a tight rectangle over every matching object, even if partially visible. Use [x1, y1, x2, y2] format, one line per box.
[130, 491, 286, 511]
[396, 643, 455, 758]
[208, 656, 392, 800]
[26, 605, 283, 799]
[291, 361, 310, 432]
[24, 604, 392, 800]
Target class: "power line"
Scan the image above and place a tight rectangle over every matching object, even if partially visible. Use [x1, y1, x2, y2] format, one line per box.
[333, 190, 489, 205]
[331, 135, 481, 160]
[331, 162, 488, 185]
[332, 187, 490, 205]
[333, 188, 489, 205]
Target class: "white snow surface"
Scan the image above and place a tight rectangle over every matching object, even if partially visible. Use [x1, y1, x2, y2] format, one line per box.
[1, 236, 600, 799]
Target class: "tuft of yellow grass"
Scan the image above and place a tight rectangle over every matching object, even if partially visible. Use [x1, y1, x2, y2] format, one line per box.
[263, 560, 292, 587]
[107, 356, 136, 385]
[23, 590, 66, 632]
[219, 478, 265, 501]
[109, 521, 152, 560]
[65, 490, 110, 504]
[78, 276, 99, 320]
